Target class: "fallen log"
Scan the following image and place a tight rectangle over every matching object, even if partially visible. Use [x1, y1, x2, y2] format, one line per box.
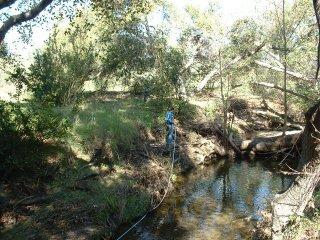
[262, 100, 305, 127]
[241, 130, 302, 153]
[253, 110, 286, 123]
[214, 127, 242, 155]
[252, 109, 304, 130]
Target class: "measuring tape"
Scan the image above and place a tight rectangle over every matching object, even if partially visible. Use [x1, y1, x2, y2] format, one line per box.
[116, 125, 177, 240]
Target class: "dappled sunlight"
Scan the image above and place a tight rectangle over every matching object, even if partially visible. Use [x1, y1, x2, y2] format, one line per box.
[1, 0, 320, 239]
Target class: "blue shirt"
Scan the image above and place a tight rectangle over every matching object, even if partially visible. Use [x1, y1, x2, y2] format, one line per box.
[165, 111, 174, 125]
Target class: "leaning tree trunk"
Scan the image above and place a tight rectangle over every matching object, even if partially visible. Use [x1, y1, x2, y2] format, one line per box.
[313, 0, 320, 83]
[271, 101, 320, 240]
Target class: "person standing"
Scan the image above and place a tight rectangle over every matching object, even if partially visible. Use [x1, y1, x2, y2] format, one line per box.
[165, 107, 175, 148]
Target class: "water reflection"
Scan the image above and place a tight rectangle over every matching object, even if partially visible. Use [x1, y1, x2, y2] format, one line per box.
[121, 160, 291, 240]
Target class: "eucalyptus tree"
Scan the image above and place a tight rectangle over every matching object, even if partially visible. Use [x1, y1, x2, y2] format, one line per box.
[313, 0, 320, 82]
[0, 0, 157, 44]
[0, 0, 92, 43]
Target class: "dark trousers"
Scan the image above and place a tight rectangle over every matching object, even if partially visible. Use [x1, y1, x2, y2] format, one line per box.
[166, 123, 174, 146]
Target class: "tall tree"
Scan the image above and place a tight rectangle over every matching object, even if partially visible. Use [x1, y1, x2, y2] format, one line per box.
[0, 0, 54, 43]
[313, 0, 320, 82]
[282, 0, 288, 135]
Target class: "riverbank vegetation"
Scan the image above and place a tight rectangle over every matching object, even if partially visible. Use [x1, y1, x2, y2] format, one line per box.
[1, 0, 320, 239]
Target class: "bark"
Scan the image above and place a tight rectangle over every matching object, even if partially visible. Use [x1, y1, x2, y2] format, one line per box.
[214, 125, 242, 155]
[254, 82, 312, 101]
[282, 0, 288, 136]
[271, 101, 320, 240]
[219, 49, 228, 147]
[298, 101, 320, 168]
[252, 109, 287, 124]
[177, 37, 202, 99]
[260, 100, 306, 127]
[0, 0, 16, 10]
[253, 109, 303, 130]
[241, 130, 302, 153]
[197, 53, 312, 92]
[313, 0, 320, 82]
[197, 56, 241, 91]
[0, 0, 53, 43]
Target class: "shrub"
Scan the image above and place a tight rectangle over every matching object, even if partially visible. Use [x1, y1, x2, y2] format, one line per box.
[0, 100, 70, 177]
[26, 28, 95, 106]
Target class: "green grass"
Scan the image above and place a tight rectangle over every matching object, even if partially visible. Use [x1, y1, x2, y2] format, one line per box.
[67, 98, 197, 158]
[282, 191, 320, 240]
[68, 99, 154, 156]
[1, 160, 151, 239]
[282, 212, 320, 240]
[1, 97, 198, 239]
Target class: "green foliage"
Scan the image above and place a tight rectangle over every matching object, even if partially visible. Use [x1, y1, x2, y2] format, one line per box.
[174, 100, 197, 123]
[92, 0, 156, 28]
[101, 23, 155, 83]
[230, 18, 263, 56]
[0, 43, 8, 58]
[0, 100, 70, 178]
[0, 100, 69, 139]
[160, 47, 184, 89]
[26, 27, 95, 106]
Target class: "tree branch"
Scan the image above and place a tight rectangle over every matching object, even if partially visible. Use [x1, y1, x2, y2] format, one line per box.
[0, 0, 54, 43]
[0, 0, 17, 10]
[254, 81, 313, 101]
[254, 60, 312, 82]
[196, 42, 266, 91]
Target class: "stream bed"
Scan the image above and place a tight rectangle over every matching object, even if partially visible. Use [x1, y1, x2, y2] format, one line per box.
[118, 159, 292, 240]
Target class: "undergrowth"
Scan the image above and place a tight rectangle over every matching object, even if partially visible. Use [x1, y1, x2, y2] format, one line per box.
[1, 97, 197, 239]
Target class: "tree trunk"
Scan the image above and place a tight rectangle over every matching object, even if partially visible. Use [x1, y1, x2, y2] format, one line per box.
[282, 0, 288, 136]
[0, 0, 54, 43]
[254, 82, 312, 101]
[271, 101, 320, 240]
[254, 60, 311, 82]
[241, 130, 302, 153]
[313, 0, 320, 83]
[219, 49, 229, 147]
[196, 42, 265, 91]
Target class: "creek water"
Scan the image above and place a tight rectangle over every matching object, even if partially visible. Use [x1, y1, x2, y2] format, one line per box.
[119, 159, 292, 240]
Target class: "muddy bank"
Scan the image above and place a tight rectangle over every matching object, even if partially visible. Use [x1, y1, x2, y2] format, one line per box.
[175, 97, 305, 168]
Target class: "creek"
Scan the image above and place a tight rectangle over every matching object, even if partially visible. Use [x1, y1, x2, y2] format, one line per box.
[118, 159, 292, 240]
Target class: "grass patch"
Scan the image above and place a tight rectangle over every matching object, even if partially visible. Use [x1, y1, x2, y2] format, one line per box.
[67, 98, 198, 158]
[283, 212, 320, 240]
[1, 161, 151, 239]
[68, 99, 154, 155]
[1, 97, 198, 239]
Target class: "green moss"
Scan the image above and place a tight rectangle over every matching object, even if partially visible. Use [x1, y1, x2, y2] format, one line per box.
[283, 211, 320, 240]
